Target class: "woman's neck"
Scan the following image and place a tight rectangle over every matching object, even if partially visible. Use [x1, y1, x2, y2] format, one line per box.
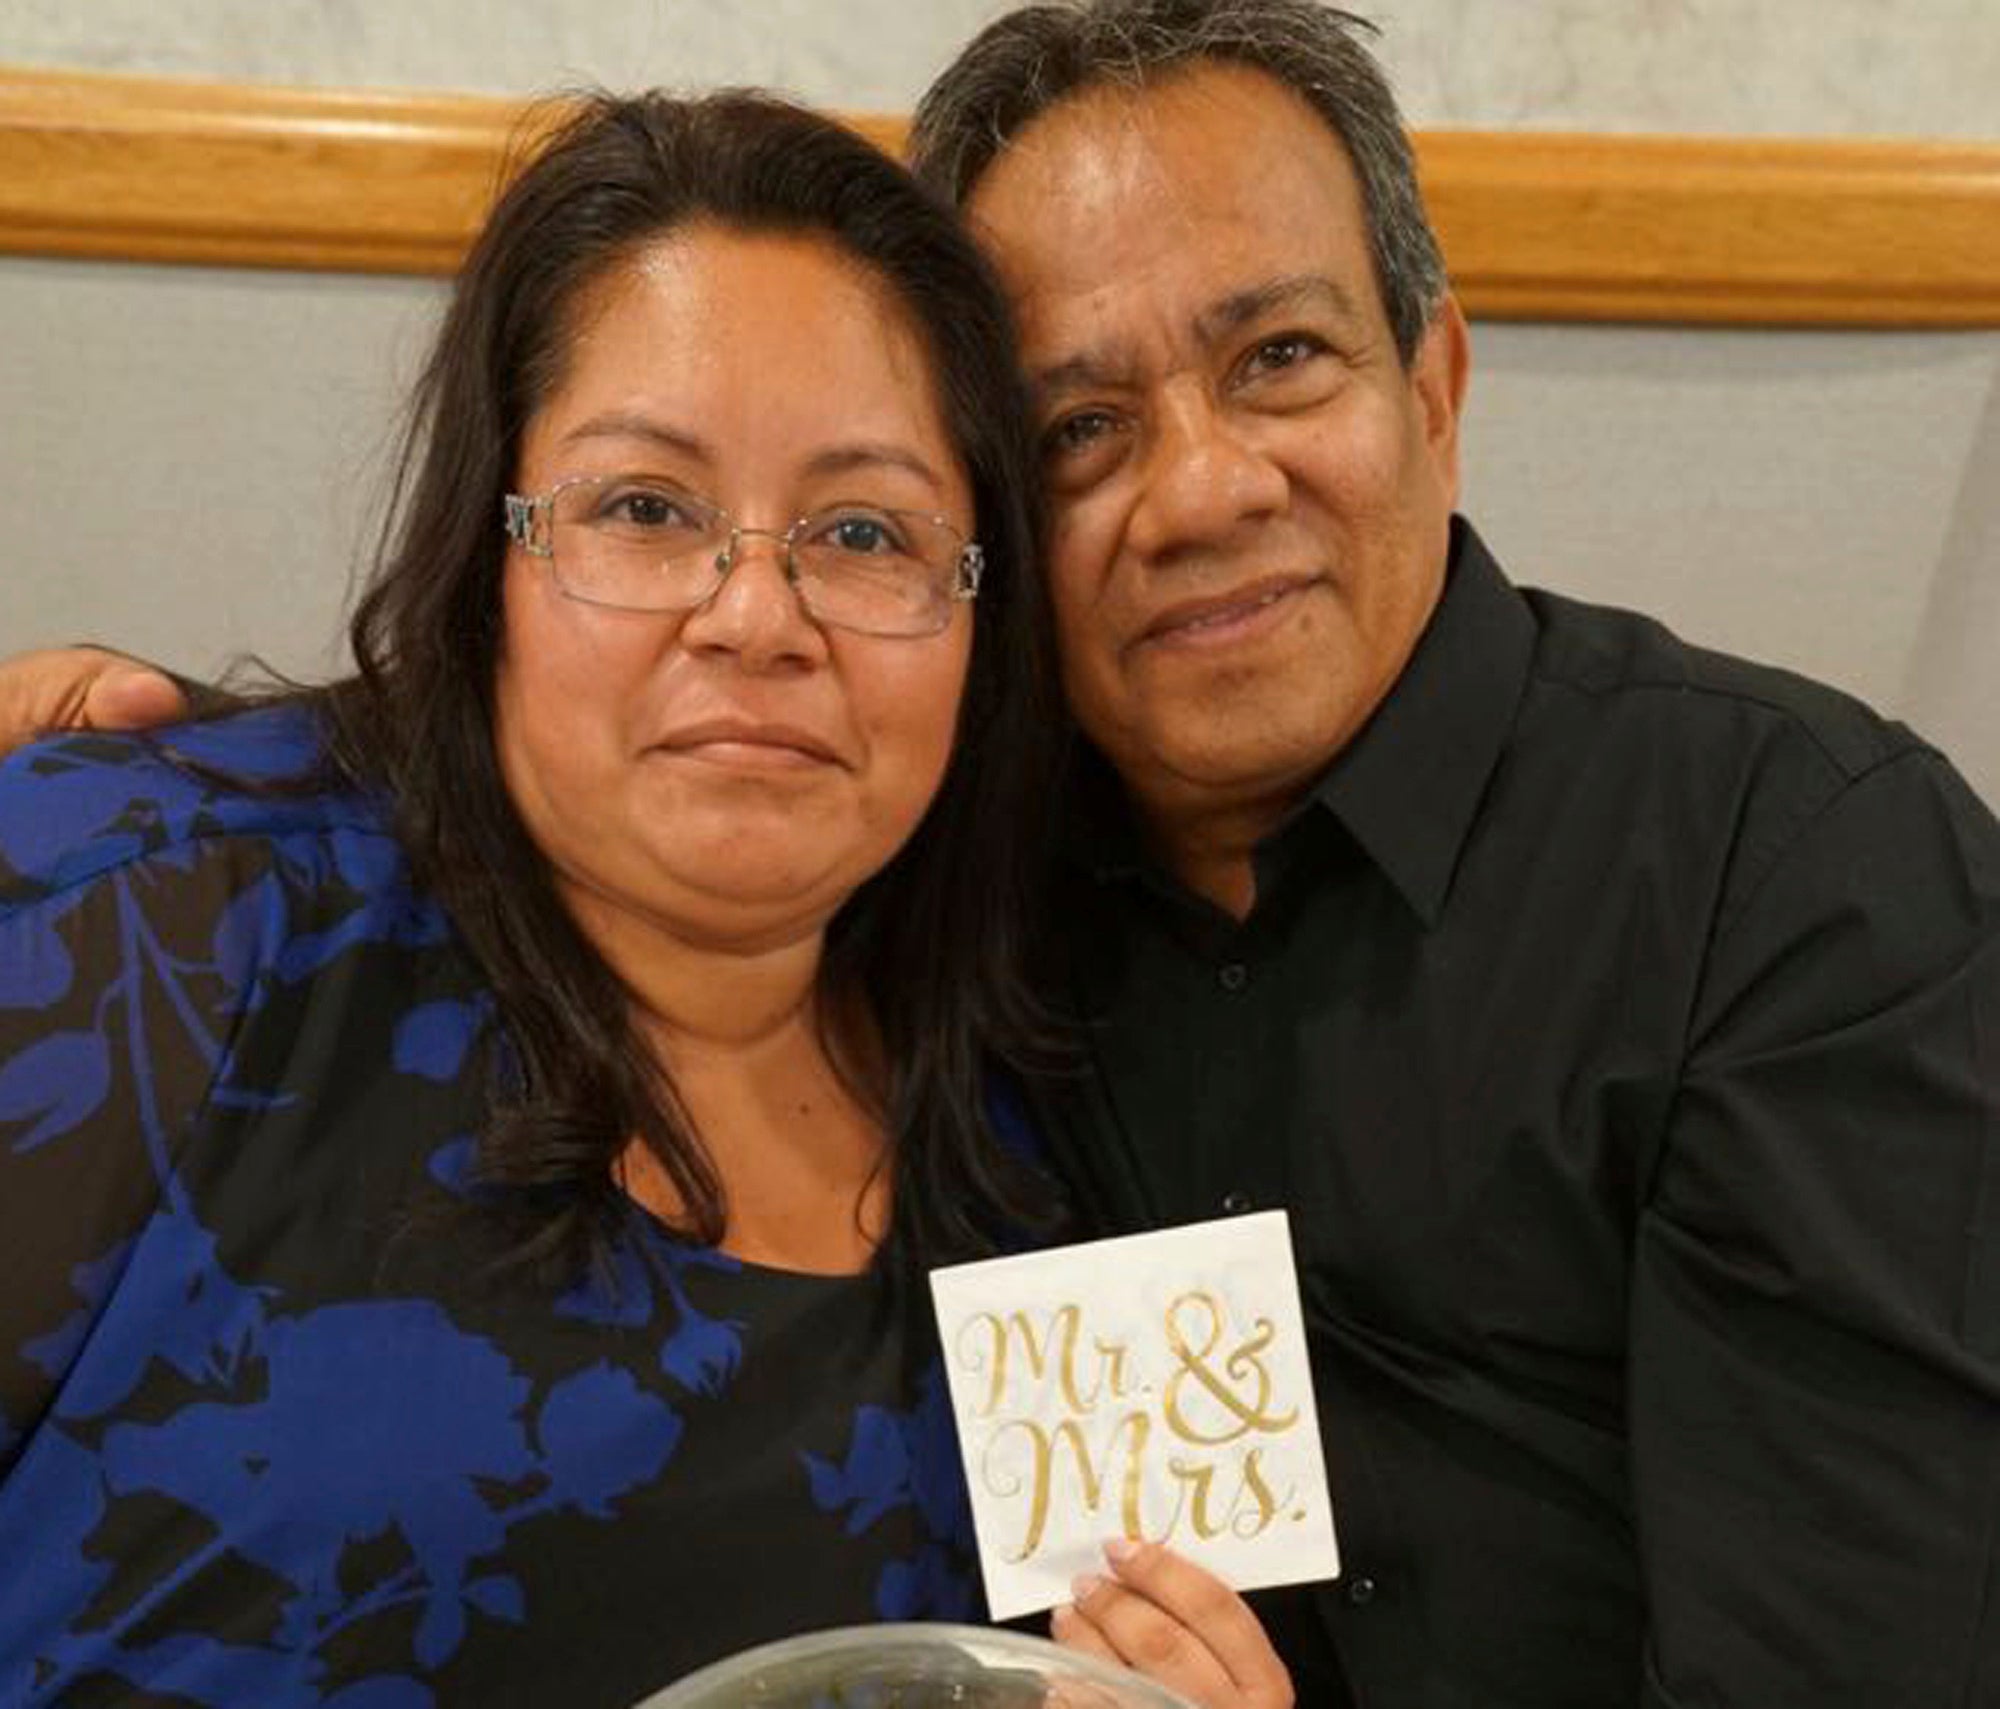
[563, 882, 890, 1274]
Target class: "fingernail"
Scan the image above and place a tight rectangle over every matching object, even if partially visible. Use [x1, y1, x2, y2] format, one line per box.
[1104, 1536, 1141, 1569]
[1050, 1603, 1076, 1632]
[1071, 1571, 1105, 1601]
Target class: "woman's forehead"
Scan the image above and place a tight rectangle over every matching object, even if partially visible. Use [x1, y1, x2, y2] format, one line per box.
[521, 229, 970, 507]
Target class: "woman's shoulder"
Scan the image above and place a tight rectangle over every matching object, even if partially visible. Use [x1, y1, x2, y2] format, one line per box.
[0, 701, 399, 909]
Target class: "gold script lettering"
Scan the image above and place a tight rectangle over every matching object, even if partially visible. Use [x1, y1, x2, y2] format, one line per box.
[985, 1412, 1150, 1561]
[1161, 1448, 1293, 1541]
[1162, 1291, 1298, 1445]
[956, 1305, 1136, 1417]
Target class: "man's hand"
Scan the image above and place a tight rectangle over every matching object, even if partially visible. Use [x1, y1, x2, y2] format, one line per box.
[0, 647, 188, 758]
[1053, 1540, 1294, 1709]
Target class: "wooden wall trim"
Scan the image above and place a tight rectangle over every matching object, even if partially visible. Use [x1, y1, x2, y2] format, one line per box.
[1418, 130, 2000, 326]
[4, 65, 1998, 326]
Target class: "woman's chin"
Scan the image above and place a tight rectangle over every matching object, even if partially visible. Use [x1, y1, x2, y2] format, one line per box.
[554, 852, 854, 959]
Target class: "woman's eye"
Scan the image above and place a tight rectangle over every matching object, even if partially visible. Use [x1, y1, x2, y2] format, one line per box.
[608, 489, 684, 528]
[821, 513, 907, 556]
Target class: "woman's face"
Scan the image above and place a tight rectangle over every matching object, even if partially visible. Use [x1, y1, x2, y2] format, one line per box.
[493, 227, 976, 959]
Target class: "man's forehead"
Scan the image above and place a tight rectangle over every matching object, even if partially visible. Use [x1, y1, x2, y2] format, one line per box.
[982, 78, 1191, 192]
[967, 64, 1364, 244]
[970, 63, 1293, 205]
[962, 62, 1384, 363]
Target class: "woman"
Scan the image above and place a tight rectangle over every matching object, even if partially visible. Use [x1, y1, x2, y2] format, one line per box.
[0, 89, 1064, 1707]
[0, 89, 1298, 1709]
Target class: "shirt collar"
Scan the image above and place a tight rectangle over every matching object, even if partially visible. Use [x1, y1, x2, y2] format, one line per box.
[1307, 516, 1533, 925]
[1063, 518, 1535, 923]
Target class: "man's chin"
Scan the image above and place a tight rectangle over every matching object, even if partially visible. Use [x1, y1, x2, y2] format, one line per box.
[1121, 713, 1353, 821]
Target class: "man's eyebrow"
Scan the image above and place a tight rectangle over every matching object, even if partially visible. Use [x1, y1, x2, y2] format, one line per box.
[1194, 274, 1366, 345]
[1030, 349, 1137, 406]
[1028, 275, 1368, 405]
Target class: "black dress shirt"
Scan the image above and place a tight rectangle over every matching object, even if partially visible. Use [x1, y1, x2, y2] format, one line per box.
[1035, 520, 2000, 1709]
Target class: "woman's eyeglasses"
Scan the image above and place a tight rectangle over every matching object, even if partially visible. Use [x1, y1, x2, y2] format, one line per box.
[503, 474, 983, 639]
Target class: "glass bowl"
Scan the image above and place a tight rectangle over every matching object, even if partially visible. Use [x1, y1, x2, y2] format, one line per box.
[631, 1622, 1200, 1708]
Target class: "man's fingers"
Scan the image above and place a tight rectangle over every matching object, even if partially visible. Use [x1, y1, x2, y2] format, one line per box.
[0, 648, 186, 756]
[86, 662, 190, 730]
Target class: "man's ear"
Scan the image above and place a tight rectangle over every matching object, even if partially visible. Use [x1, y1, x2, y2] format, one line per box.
[1411, 294, 1471, 507]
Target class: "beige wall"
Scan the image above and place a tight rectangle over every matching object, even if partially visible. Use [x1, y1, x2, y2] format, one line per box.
[1, 1, 1996, 801]
[10, 0, 1999, 135]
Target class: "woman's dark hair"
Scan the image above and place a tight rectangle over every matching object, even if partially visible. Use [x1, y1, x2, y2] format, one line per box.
[319, 89, 1064, 1279]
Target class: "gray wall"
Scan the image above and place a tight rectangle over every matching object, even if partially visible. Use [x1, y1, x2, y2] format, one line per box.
[2, 1, 1996, 801]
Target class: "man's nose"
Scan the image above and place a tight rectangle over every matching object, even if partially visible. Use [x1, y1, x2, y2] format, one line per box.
[1125, 382, 1288, 562]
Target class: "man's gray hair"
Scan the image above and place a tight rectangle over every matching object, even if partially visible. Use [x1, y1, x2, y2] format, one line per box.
[909, 0, 1448, 364]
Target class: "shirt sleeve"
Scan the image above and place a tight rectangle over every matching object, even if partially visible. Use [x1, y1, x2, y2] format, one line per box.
[0, 742, 301, 1471]
[1631, 745, 2000, 1707]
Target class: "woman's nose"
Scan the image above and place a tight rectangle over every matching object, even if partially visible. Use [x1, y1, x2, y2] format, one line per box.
[676, 528, 828, 667]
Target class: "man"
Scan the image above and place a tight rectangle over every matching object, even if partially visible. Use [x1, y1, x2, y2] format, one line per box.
[6, 4, 1998, 1704]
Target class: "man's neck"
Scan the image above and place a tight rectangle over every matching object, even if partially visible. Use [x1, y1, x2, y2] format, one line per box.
[1146, 791, 1300, 921]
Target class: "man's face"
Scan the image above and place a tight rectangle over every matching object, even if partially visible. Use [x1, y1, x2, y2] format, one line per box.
[966, 63, 1468, 846]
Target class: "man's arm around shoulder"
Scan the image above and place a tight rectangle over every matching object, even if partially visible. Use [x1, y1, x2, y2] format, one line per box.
[0, 648, 188, 755]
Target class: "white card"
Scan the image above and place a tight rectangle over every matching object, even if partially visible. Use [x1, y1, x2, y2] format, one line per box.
[928, 1211, 1340, 1621]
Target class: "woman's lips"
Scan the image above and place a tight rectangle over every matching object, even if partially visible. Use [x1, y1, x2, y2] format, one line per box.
[652, 718, 846, 769]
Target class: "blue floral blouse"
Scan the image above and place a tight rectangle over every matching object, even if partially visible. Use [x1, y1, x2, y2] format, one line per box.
[0, 706, 983, 1708]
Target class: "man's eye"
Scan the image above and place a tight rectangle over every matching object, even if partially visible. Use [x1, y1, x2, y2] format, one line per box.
[1240, 334, 1322, 379]
[1045, 410, 1118, 459]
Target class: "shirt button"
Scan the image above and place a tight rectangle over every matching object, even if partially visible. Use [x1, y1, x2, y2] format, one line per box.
[1217, 962, 1249, 993]
[1343, 1574, 1378, 1606]
[1220, 1190, 1253, 1215]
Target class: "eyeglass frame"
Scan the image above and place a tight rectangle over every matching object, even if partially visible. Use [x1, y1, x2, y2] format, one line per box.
[501, 473, 986, 639]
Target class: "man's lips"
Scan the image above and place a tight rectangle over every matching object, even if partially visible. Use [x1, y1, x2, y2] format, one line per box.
[1136, 576, 1321, 647]
[652, 718, 846, 769]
